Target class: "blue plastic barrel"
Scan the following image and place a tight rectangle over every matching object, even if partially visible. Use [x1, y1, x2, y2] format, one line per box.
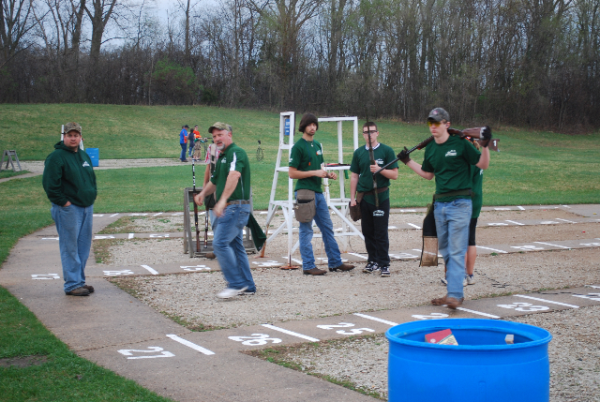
[386, 319, 552, 402]
[87, 148, 99, 167]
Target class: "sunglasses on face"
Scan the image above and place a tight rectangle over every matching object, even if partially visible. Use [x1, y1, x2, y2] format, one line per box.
[427, 121, 445, 127]
[362, 130, 377, 134]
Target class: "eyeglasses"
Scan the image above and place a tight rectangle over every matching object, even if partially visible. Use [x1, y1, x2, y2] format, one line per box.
[427, 121, 443, 127]
[362, 130, 377, 134]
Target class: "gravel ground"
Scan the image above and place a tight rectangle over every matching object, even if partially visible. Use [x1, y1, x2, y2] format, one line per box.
[102, 208, 600, 401]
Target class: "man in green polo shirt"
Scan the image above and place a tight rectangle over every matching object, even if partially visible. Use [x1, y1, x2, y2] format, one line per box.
[400, 108, 491, 309]
[350, 122, 399, 277]
[289, 113, 355, 276]
[194, 122, 256, 298]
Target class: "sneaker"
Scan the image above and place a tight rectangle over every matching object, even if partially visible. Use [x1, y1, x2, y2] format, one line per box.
[303, 268, 327, 276]
[466, 274, 475, 285]
[217, 286, 247, 299]
[329, 263, 355, 272]
[363, 261, 380, 273]
[380, 266, 390, 277]
[239, 289, 256, 295]
[66, 287, 90, 296]
[441, 277, 466, 286]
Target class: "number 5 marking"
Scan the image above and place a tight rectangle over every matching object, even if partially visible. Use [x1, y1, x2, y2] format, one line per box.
[336, 328, 375, 335]
[317, 322, 354, 330]
[497, 302, 548, 312]
[118, 346, 174, 359]
[412, 313, 449, 320]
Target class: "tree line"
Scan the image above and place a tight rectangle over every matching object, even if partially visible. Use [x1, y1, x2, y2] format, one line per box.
[1, 0, 599, 130]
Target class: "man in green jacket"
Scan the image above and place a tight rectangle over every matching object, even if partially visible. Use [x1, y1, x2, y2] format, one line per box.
[43, 122, 97, 296]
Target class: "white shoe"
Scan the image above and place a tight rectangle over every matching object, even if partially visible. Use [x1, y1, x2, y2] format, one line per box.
[217, 286, 247, 299]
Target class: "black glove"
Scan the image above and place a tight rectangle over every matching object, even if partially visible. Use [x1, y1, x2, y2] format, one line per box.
[479, 126, 492, 147]
[398, 147, 411, 165]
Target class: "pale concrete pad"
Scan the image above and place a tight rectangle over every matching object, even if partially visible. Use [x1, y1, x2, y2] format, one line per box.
[3, 279, 188, 352]
[81, 336, 374, 402]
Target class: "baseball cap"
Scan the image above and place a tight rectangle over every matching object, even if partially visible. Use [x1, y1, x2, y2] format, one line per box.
[64, 122, 82, 134]
[427, 108, 450, 122]
[208, 122, 232, 133]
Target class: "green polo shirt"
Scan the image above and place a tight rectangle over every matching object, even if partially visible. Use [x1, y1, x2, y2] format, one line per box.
[289, 138, 325, 193]
[350, 143, 398, 205]
[421, 135, 481, 203]
[210, 143, 251, 202]
[470, 165, 483, 218]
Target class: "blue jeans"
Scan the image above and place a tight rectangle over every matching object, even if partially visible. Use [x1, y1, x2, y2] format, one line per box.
[51, 203, 94, 293]
[188, 141, 194, 157]
[434, 198, 472, 299]
[180, 143, 187, 160]
[298, 192, 343, 270]
[212, 203, 255, 291]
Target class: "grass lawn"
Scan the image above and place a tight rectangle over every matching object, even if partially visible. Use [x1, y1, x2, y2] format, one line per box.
[0, 104, 599, 399]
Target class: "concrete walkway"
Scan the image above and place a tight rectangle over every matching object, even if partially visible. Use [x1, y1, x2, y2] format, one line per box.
[1, 206, 600, 401]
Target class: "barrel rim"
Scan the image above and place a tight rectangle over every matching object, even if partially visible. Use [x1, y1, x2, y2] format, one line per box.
[385, 318, 552, 350]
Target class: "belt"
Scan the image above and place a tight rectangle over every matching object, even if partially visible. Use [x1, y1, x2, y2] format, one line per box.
[433, 189, 472, 200]
[363, 186, 389, 196]
[226, 200, 251, 206]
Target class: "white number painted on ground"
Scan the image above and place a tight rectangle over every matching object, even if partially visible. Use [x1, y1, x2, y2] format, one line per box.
[32, 273, 60, 280]
[103, 270, 134, 276]
[540, 221, 559, 225]
[93, 214, 105, 217]
[487, 222, 509, 226]
[251, 260, 282, 267]
[336, 328, 375, 335]
[412, 313, 449, 320]
[129, 213, 148, 216]
[315, 258, 349, 263]
[149, 234, 170, 238]
[390, 253, 419, 259]
[94, 235, 115, 239]
[317, 322, 355, 330]
[572, 293, 600, 301]
[497, 302, 549, 312]
[118, 346, 174, 359]
[228, 333, 282, 346]
[511, 245, 544, 251]
[180, 265, 211, 271]
[580, 242, 600, 247]
[42, 237, 59, 240]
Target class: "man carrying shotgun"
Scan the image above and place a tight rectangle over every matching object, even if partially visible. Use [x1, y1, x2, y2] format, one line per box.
[400, 108, 491, 309]
[350, 122, 399, 277]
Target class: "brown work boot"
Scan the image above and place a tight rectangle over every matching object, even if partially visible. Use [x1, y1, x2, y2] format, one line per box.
[303, 268, 327, 275]
[83, 285, 94, 293]
[205, 252, 216, 259]
[66, 287, 90, 296]
[431, 295, 447, 306]
[329, 263, 355, 272]
[446, 297, 464, 309]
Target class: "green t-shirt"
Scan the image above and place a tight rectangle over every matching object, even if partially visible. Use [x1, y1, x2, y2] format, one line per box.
[210, 143, 251, 202]
[470, 165, 483, 218]
[350, 143, 398, 204]
[421, 135, 481, 202]
[289, 138, 325, 193]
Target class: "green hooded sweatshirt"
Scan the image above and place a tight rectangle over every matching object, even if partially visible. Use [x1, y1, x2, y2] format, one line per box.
[43, 141, 97, 207]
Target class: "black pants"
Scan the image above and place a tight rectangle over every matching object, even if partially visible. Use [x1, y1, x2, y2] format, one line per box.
[360, 197, 390, 266]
